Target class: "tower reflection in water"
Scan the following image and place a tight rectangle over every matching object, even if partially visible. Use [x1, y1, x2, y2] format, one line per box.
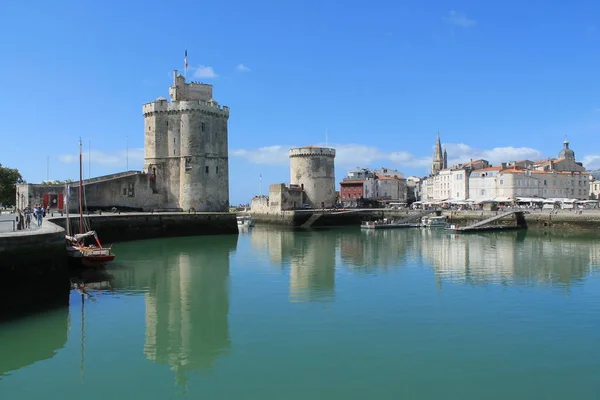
[250, 228, 336, 302]
[114, 235, 237, 386]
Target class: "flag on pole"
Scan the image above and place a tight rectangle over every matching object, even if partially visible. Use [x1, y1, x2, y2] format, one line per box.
[184, 49, 188, 68]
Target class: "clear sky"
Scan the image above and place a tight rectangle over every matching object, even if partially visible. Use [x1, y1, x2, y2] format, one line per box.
[1, 0, 599, 204]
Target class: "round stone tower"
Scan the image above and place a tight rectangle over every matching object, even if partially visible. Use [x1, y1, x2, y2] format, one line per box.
[289, 146, 336, 208]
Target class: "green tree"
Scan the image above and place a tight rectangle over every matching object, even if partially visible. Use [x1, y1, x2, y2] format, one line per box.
[0, 164, 24, 207]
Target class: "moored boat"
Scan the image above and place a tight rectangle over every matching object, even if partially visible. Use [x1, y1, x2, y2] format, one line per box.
[361, 218, 417, 230]
[421, 215, 448, 228]
[65, 140, 115, 267]
[237, 215, 255, 228]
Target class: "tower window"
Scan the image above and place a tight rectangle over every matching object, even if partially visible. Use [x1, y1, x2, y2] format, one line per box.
[201, 122, 206, 132]
[216, 166, 219, 174]
[185, 157, 192, 171]
[205, 166, 209, 174]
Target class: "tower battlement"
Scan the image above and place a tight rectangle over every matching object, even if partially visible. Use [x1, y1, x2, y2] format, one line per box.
[143, 99, 230, 117]
[289, 147, 336, 158]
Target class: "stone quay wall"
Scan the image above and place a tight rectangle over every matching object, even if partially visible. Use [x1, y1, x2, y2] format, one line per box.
[49, 212, 239, 243]
[0, 222, 69, 320]
[250, 208, 600, 232]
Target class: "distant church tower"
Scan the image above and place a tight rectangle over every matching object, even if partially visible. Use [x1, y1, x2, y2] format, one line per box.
[143, 70, 230, 211]
[431, 132, 447, 175]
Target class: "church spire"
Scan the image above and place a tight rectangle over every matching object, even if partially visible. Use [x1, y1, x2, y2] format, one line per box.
[431, 132, 444, 175]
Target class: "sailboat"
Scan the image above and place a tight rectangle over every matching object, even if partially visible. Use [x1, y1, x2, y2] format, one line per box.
[65, 140, 115, 267]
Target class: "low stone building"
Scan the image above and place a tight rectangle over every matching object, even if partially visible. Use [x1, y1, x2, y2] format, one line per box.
[16, 171, 159, 212]
[250, 184, 306, 213]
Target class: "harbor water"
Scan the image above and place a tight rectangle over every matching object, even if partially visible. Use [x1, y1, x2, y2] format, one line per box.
[1, 227, 600, 399]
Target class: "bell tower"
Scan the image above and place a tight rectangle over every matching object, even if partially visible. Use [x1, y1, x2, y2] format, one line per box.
[431, 132, 445, 175]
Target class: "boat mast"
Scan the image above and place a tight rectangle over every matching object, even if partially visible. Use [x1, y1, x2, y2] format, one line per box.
[78, 139, 84, 234]
[65, 183, 70, 236]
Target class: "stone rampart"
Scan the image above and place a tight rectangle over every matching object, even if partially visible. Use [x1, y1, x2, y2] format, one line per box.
[0, 222, 69, 320]
[49, 212, 238, 243]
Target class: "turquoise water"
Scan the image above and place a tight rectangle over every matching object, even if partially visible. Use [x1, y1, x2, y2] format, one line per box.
[1, 228, 600, 399]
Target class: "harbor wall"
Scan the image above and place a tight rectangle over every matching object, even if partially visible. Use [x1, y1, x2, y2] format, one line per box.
[250, 209, 600, 232]
[0, 223, 69, 321]
[443, 210, 600, 231]
[49, 212, 239, 243]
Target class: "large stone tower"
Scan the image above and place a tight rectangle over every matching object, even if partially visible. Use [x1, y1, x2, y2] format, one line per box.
[431, 132, 447, 175]
[143, 71, 230, 211]
[289, 146, 336, 208]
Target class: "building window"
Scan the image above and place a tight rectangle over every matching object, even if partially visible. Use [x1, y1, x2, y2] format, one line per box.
[185, 157, 192, 172]
[205, 166, 209, 174]
[216, 166, 219, 174]
[500, 179, 503, 185]
[122, 188, 127, 195]
[201, 122, 206, 132]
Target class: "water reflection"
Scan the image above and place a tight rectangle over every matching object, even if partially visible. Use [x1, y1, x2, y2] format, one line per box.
[250, 228, 335, 302]
[251, 227, 600, 292]
[0, 307, 69, 378]
[342, 229, 413, 271]
[110, 236, 237, 385]
[419, 230, 600, 288]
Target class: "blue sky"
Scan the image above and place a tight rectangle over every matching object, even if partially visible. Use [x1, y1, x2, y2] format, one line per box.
[1, 0, 599, 204]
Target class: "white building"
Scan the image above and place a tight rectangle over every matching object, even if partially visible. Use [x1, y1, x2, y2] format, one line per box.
[591, 177, 600, 200]
[467, 167, 502, 202]
[406, 176, 422, 202]
[423, 167, 471, 202]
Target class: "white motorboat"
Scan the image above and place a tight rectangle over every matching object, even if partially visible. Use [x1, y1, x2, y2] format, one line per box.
[237, 215, 255, 228]
[421, 215, 447, 228]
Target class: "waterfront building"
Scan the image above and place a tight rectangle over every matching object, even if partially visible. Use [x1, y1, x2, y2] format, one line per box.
[467, 139, 590, 202]
[591, 176, 600, 200]
[406, 176, 423, 203]
[422, 137, 590, 203]
[17, 70, 231, 212]
[339, 167, 407, 207]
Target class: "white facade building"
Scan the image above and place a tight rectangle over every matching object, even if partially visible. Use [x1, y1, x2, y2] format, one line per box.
[591, 177, 600, 200]
[423, 168, 469, 202]
[468, 168, 590, 201]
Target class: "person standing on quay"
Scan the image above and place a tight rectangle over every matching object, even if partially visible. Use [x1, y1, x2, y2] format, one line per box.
[24, 207, 32, 229]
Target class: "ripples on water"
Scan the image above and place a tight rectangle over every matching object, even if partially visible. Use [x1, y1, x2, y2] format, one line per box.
[1, 228, 600, 399]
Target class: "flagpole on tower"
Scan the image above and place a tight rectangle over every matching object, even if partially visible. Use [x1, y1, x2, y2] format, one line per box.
[184, 48, 188, 81]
